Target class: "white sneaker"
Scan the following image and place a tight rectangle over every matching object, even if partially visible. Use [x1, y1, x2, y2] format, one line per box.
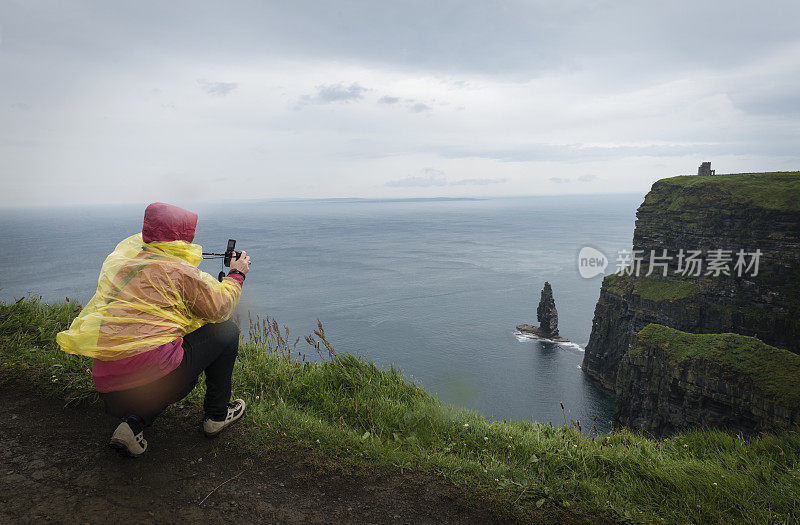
[203, 399, 246, 438]
[109, 421, 148, 456]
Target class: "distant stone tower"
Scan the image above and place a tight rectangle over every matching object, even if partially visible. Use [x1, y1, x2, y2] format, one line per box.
[698, 162, 715, 176]
[536, 282, 559, 337]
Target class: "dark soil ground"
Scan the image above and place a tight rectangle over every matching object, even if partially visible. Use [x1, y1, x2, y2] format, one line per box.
[0, 382, 519, 524]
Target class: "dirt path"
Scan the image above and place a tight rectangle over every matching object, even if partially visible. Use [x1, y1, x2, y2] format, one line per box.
[0, 383, 515, 524]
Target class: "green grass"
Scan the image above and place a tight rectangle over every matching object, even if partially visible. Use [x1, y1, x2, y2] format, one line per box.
[633, 278, 703, 302]
[601, 273, 632, 296]
[602, 273, 703, 302]
[634, 324, 800, 409]
[643, 171, 800, 213]
[2, 297, 800, 523]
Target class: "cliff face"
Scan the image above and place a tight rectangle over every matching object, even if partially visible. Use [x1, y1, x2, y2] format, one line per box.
[583, 172, 800, 389]
[615, 324, 800, 437]
[582, 276, 705, 388]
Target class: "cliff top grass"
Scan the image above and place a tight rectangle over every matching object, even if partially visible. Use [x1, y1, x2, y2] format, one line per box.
[634, 324, 800, 408]
[644, 171, 800, 212]
[602, 273, 703, 302]
[633, 277, 702, 302]
[2, 297, 800, 524]
[601, 272, 632, 296]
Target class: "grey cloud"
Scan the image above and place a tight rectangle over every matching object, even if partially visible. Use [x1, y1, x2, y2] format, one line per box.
[387, 168, 446, 187]
[299, 83, 367, 105]
[738, 94, 800, 116]
[267, 4, 785, 80]
[333, 132, 797, 166]
[10, 102, 30, 110]
[440, 142, 736, 163]
[386, 174, 447, 187]
[378, 96, 399, 104]
[730, 83, 800, 117]
[2, 1, 800, 207]
[547, 175, 599, 184]
[450, 178, 508, 185]
[197, 79, 238, 96]
[3, 2, 798, 85]
[409, 102, 431, 113]
[387, 169, 507, 187]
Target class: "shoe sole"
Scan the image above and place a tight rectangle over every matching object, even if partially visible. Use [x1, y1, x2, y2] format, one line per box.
[203, 413, 243, 439]
[108, 439, 143, 457]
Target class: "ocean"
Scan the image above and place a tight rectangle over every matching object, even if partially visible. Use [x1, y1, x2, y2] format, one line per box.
[0, 194, 643, 431]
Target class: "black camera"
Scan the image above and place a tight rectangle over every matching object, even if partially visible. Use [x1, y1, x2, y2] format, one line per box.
[222, 239, 242, 267]
[202, 239, 242, 281]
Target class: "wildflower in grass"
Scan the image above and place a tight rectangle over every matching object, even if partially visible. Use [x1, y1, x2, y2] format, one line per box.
[464, 423, 469, 428]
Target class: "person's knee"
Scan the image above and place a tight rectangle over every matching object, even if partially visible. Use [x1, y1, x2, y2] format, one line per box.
[215, 320, 240, 353]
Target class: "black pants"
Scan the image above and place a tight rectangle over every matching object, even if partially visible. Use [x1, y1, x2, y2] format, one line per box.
[100, 320, 240, 426]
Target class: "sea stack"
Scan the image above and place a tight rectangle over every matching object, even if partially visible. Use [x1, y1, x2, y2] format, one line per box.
[536, 282, 559, 337]
[516, 282, 567, 341]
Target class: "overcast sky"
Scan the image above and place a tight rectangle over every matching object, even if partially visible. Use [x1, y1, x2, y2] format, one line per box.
[1, 1, 799, 207]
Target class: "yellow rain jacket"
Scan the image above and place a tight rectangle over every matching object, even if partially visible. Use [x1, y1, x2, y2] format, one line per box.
[56, 233, 242, 361]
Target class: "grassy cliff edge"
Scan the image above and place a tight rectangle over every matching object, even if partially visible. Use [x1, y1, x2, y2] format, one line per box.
[633, 324, 800, 408]
[2, 297, 799, 524]
[643, 171, 800, 213]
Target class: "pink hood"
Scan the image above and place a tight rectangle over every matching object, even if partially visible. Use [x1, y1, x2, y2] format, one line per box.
[142, 202, 198, 244]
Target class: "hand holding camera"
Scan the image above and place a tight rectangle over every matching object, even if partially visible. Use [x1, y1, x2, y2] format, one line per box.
[203, 239, 252, 281]
[230, 250, 251, 275]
